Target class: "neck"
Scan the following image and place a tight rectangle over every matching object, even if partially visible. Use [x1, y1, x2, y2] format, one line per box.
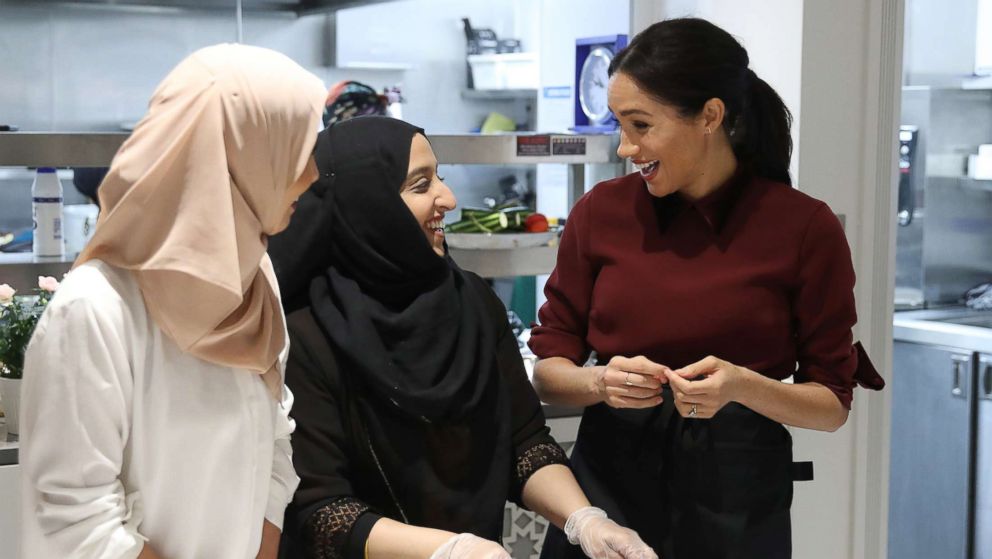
[681, 135, 739, 201]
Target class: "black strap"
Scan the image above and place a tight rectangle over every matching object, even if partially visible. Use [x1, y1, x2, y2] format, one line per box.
[791, 461, 814, 481]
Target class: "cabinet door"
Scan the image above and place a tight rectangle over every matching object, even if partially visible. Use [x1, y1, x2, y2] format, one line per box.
[976, 354, 992, 559]
[0, 464, 21, 559]
[889, 341, 973, 559]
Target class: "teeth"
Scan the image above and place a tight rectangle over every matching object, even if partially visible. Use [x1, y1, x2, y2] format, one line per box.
[428, 219, 444, 230]
[632, 160, 659, 171]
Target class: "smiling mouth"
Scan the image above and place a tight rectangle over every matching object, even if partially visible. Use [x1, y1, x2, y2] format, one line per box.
[427, 218, 444, 236]
[632, 160, 659, 177]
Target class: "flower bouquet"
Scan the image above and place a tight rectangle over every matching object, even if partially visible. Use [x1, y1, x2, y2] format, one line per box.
[0, 276, 59, 435]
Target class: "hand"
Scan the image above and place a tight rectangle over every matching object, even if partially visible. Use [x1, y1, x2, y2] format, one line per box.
[565, 507, 657, 559]
[429, 533, 510, 559]
[255, 519, 280, 559]
[664, 355, 750, 419]
[594, 355, 669, 409]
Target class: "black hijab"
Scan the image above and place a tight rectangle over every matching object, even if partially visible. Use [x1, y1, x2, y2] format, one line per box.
[270, 116, 499, 423]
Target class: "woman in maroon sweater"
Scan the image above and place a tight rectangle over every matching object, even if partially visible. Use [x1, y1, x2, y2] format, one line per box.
[530, 18, 884, 559]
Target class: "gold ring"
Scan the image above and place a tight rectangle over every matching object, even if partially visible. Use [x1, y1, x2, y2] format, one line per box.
[625, 372, 634, 386]
[688, 404, 698, 418]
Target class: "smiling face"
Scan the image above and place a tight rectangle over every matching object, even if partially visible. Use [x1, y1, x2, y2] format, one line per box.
[608, 72, 716, 200]
[400, 134, 457, 257]
[274, 154, 319, 234]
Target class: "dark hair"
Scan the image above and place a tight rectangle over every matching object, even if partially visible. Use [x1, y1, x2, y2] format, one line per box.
[609, 18, 793, 185]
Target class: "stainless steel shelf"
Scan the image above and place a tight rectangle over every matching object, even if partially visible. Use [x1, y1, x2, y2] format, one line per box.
[432, 133, 620, 165]
[0, 253, 75, 291]
[449, 245, 557, 278]
[0, 133, 126, 167]
[460, 89, 538, 101]
[0, 132, 620, 167]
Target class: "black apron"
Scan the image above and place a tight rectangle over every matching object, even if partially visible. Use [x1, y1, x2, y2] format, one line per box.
[541, 385, 799, 559]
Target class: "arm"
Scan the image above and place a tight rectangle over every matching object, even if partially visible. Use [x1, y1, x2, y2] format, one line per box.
[533, 356, 665, 409]
[665, 357, 847, 431]
[528, 196, 666, 409]
[20, 296, 148, 558]
[366, 519, 457, 559]
[521, 465, 590, 528]
[665, 204, 864, 432]
[285, 314, 502, 559]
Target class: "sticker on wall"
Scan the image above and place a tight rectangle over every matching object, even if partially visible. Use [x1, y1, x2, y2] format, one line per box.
[542, 86, 572, 99]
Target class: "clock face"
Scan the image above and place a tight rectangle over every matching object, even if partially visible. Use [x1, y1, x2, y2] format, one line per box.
[579, 46, 614, 125]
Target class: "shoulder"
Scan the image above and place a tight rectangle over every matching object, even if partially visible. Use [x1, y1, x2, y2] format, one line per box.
[748, 177, 834, 222]
[285, 306, 342, 382]
[41, 260, 142, 331]
[461, 270, 507, 316]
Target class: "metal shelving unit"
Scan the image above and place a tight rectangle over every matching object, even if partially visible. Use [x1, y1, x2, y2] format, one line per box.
[0, 131, 621, 280]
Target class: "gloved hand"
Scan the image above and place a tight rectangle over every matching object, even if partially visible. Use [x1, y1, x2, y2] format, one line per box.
[429, 533, 511, 559]
[565, 506, 658, 559]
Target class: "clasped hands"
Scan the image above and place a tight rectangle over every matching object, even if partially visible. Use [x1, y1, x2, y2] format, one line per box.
[594, 354, 750, 418]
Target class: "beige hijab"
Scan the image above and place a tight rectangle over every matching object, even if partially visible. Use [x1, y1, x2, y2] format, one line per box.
[76, 44, 326, 399]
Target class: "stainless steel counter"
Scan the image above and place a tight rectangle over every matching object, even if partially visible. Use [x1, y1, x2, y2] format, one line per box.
[893, 307, 992, 352]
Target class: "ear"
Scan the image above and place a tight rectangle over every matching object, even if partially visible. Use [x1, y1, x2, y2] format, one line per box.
[700, 98, 726, 135]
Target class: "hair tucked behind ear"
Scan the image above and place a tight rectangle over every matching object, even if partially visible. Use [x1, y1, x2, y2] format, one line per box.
[609, 18, 793, 185]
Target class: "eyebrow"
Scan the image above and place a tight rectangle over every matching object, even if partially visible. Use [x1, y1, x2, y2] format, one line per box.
[612, 108, 652, 117]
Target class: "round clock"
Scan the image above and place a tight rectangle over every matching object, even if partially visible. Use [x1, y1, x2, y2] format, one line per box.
[578, 46, 615, 125]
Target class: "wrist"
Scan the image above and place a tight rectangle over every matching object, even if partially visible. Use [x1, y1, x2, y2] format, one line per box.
[564, 506, 607, 544]
[587, 366, 607, 402]
[734, 366, 763, 406]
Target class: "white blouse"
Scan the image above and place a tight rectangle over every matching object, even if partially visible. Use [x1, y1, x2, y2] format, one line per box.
[19, 260, 299, 559]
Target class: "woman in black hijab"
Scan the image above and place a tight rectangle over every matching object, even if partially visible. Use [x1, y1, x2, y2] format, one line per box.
[269, 116, 657, 559]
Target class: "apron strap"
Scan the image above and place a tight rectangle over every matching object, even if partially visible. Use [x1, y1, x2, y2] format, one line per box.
[791, 461, 814, 481]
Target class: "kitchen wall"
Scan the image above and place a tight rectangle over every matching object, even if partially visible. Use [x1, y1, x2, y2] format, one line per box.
[0, 1, 542, 232]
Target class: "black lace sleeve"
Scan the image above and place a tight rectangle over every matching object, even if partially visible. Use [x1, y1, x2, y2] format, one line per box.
[515, 442, 569, 488]
[304, 497, 371, 559]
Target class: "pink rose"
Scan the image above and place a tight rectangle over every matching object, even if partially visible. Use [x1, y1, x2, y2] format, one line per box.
[38, 276, 60, 292]
[0, 283, 14, 304]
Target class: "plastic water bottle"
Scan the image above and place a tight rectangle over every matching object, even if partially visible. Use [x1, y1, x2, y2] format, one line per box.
[32, 167, 64, 257]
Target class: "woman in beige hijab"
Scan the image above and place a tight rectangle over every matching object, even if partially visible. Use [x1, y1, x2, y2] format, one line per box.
[19, 43, 326, 559]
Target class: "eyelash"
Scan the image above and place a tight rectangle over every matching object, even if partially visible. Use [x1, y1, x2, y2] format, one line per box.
[631, 121, 649, 130]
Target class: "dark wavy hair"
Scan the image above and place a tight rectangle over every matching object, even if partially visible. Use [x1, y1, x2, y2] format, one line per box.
[609, 18, 793, 185]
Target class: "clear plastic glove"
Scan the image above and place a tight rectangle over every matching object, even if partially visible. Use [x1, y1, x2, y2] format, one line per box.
[565, 506, 658, 559]
[429, 533, 511, 559]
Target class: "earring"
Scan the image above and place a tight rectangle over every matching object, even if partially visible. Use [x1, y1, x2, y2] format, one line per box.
[705, 127, 712, 135]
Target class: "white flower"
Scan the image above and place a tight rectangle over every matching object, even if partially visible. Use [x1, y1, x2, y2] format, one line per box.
[38, 276, 60, 293]
[0, 284, 14, 304]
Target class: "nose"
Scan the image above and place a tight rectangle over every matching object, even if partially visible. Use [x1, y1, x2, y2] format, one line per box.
[616, 129, 639, 159]
[436, 180, 457, 212]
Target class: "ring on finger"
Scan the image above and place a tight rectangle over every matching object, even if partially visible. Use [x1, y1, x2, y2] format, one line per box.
[625, 372, 634, 386]
[688, 404, 698, 418]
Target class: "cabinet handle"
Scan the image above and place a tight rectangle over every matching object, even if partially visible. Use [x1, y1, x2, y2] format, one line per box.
[981, 359, 992, 401]
[951, 355, 970, 399]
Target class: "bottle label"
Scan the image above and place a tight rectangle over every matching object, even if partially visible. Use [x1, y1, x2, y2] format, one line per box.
[33, 197, 63, 203]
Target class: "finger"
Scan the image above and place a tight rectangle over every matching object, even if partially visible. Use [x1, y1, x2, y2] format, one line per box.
[609, 370, 663, 390]
[609, 394, 663, 409]
[610, 355, 670, 378]
[606, 385, 662, 400]
[675, 355, 720, 379]
[664, 369, 707, 396]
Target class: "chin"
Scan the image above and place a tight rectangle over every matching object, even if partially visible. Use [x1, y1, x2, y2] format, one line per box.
[644, 180, 677, 198]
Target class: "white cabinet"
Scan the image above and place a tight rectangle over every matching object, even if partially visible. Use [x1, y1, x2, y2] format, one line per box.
[0, 464, 21, 559]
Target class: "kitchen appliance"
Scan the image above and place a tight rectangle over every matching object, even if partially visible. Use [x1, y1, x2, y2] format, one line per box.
[897, 125, 919, 226]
